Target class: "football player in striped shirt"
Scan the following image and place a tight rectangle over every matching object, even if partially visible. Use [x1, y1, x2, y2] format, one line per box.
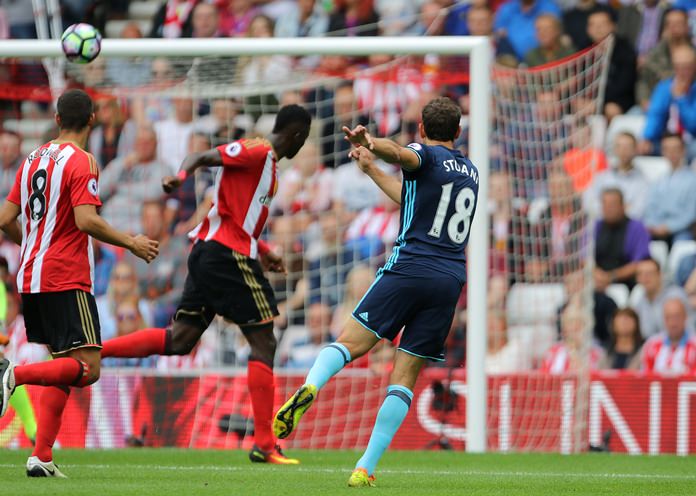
[99, 104, 312, 464]
[0, 89, 159, 477]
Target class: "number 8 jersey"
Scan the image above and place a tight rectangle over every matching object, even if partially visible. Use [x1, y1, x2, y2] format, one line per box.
[7, 141, 101, 294]
[385, 143, 480, 284]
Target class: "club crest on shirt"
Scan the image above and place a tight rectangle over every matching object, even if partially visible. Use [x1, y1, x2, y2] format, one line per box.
[225, 142, 242, 158]
[87, 178, 99, 196]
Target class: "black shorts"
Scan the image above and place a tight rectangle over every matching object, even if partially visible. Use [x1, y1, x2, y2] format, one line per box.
[22, 289, 101, 353]
[176, 240, 279, 329]
[352, 270, 462, 361]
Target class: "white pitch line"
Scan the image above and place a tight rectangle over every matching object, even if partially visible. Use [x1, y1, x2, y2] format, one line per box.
[0, 463, 694, 481]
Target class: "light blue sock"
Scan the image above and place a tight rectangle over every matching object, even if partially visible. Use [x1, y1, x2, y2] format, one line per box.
[355, 385, 413, 475]
[304, 343, 351, 390]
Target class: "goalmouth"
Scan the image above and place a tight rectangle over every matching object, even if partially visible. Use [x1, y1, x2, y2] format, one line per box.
[0, 36, 492, 453]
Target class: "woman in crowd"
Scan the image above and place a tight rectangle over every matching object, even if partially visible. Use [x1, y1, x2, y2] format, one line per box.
[600, 308, 644, 370]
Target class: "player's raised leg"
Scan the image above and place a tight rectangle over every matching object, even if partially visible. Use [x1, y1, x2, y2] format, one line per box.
[349, 351, 424, 487]
[274, 317, 379, 440]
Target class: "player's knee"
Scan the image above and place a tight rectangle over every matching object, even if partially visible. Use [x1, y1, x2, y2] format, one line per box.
[169, 324, 202, 355]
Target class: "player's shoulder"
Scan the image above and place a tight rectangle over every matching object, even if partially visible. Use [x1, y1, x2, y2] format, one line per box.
[63, 144, 99, 175]
[220, 138, 272, 160]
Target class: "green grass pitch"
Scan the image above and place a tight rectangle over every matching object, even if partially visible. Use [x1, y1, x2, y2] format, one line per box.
[0, 449, 694, 495]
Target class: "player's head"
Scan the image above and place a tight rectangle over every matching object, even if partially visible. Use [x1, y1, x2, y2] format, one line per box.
[420, 97, 461, 143]
[272, 104, 312, 159]
[56, 89, 95, 132]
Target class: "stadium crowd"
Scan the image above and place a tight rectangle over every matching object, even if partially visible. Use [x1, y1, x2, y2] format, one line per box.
[1, 0, 696, 376]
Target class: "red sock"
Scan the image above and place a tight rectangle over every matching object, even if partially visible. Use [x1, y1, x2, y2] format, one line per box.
[14, 358, 83, 387]
[32, 386, 70, 462]
[101, 328, 168, 358]
[247, 360, 275, 452]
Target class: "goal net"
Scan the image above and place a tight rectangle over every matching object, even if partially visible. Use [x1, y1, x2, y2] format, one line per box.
[0, 37, 620, 454]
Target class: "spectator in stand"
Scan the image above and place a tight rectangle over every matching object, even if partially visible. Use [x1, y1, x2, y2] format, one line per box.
[636, 8, 692, 110]
[164, 132, 215, 235]
[558, 267, 617, 347]
[321, 82, 369, 170]
[2, 0, 35, 38]
[643, 134, 696, 243]
[96, 262, 154, 342]
[124, 201, 188, 327]
[344, 191, 400, 259]
[485, 311, 533, 374]
[563, 0, 614, 51]
[641, 298, 696, 374]
[493, 0, 561, 61]
[584, 132, 649, 221]
[272, 141, 334, 215]
[155, 97, 195, 174]
[640, 45, 696, 158]
[633, 258, 689, 338]
[616, 0, 666, 64]
[149, 0, 198, 38]
[191, 1, 223, 37]
[106, 23, 152, 88]
[88, 97, 136, 170]
[238, 15, 292, 113]
[219, 0, 259, 37]
[375, 0, 420, 36]
[0, 130, 21, 199]
[594, 189, 651, 291]
[275, 0, 328, 38]
[328, 0, 379, 37]
[105, 297, 156, 368]
[587, 10, 636, 120]
[600, 308, 644, 370]
[541, 305, 604, 374]
[467, 5, 518, 67]
[99, 125, 167, 234]
[283, 302, 333, 368]
[412, 1, 445, 36]
[92, 241, 117, 298]
[306, 211, 360, 308]
[524, 14, 575, 67]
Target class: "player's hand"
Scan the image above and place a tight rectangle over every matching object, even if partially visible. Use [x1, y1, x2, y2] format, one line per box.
[343, 125, 374, 149]
[162, 176, 183, 194]
[260, 250, 286, 274]
[130, 234, 159, 264]
[349, 146, 376, 173]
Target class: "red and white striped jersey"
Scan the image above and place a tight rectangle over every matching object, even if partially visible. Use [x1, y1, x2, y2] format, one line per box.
[641, 332, 696, 375]
[191, 138, 277, 258]
[345, 206, 400, 247]
[7, 141, 101, 294]
[540, 343, 603, 374]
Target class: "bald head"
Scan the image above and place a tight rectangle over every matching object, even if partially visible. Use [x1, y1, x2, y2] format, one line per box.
[663, 297, 688, 342]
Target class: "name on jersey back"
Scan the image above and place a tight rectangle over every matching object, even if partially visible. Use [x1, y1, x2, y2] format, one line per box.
[442, 159, 479, 184]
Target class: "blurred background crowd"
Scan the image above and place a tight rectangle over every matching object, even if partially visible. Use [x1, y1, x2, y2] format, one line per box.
[1, 0, 696, 377]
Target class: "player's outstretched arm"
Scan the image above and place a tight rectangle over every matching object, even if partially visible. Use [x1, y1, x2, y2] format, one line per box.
[162, 149, 223, 193]
[73, 204, 159, 263]
[343, 125, 420, 171]
[350, 147, 402, 205]
[0, 200, 22, 246]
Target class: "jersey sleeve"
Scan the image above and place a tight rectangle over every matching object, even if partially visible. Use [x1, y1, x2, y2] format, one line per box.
[69, 153, 102, 208]
[405, 142, 430, 170]
[216, 139, 270, 169]
[6, 164, 24, 205]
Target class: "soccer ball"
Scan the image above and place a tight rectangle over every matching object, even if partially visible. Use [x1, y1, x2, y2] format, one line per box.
[61, 23, 102, 64]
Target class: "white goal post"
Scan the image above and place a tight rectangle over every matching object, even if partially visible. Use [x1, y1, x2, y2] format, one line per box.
[0, 36, 491, 453]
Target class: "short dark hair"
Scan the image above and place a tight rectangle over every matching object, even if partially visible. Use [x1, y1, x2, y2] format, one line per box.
[640, 258, 661, 272]
[272, 104, 312, 133]
[616, 131, 636, 144]
[601, 187, 624, 203]
[661, 132, 684, 144]
[421, 97, 461, 142]
[57, 89, 93, 131]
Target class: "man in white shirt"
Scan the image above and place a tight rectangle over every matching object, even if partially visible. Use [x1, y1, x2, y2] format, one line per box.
[585, 132, 649, 220]
[154, 97, 195, 174]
